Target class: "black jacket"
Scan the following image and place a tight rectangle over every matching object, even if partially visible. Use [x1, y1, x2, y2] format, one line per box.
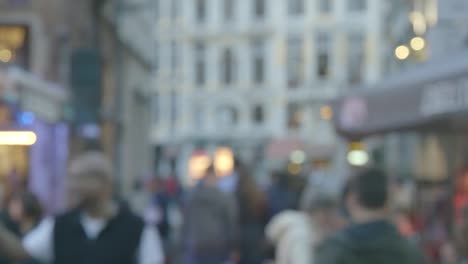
[315, 220, 425, 264]
[53, 206, 144, 264]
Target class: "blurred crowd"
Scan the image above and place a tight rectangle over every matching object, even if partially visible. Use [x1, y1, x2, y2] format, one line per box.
[0, 152, 468, 263]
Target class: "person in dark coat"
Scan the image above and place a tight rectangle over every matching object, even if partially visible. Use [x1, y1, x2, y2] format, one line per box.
[183, 165, 239, 264]
[266, 171, 297, 220]
[235, 164, 267, 264]
[315, 168, 425, 264]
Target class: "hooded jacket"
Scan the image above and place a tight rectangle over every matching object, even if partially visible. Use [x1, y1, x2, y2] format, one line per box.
[265, 211, 313, 264]
[315, 220, 425, 264]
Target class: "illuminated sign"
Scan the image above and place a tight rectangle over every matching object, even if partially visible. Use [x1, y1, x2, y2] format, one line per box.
[0, 131, 37, 146]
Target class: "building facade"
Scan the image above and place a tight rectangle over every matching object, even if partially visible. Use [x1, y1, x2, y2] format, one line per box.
[151, 0, 399, 180]
[0, 0, 157, 203]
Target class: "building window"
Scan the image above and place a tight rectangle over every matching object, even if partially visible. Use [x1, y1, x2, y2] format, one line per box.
[194, 42, 206, 86]
[221, 48, 236, 85]
[254, 0, 265, 18]
[196, 0, 206, 22]
[319, 0, 332, 14]
[155, 0, 160, 21]
[348, 33, 365, 84]
[171, 41, 178, 73]
[171, 0, 179, 20]
[349, 0, 367, 12]
[152, 93, 159, 125]
[287, 103, 303, 130]
[154, 42, 160, 73]
[316, 32, 331, 79]
[252, 105, 264, 123]
[170, 91, 177, 130]
[224, 0, 234, 21]
[252, 39, 265, 84]
[289, 0, 304, 15]
[287, 37, 304, 88]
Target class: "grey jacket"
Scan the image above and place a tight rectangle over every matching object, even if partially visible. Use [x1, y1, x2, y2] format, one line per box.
[184, 184, 239, 252]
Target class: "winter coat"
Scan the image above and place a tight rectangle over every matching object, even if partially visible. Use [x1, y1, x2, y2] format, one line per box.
[315, 220, 425, 264]
[265, 211, 313, 264]
[184, 184, 238, 253]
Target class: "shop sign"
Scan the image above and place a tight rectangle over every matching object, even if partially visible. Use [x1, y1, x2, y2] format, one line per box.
[339, 96, 368, 129]
[420, 77, 468, 117]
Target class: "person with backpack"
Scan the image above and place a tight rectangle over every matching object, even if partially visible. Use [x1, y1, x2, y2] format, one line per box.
[315, 168, 426, 264]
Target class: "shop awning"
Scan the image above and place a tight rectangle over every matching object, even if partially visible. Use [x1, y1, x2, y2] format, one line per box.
[332, 50, 468, 139]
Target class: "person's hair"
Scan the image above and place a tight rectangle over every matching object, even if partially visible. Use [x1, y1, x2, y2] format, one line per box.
[304, 193, 338, 214]
[204, 164, 216, 176]
[11, 191, 43, 223]
[349, 168, 388, 210]
[69, 151, 113, 182]
[237, 163, 266, 216]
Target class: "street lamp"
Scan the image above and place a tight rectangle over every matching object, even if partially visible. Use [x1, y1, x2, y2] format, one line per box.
[410, 37, 426, 51]
[395, 45, 410, 60]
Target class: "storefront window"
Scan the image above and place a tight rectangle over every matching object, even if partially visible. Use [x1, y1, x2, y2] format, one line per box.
[0, 25, 30, 70]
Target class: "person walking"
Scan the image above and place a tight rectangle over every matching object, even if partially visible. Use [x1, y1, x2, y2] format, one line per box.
[315, 168, 425, 264]
[235, 164, 267, 264]
[183, 165, 239, 264]
[0, 151, 165, 264]
[266, 172, 298, 220]
[5, 191, 43, 238]
[266, 193, 342, 264]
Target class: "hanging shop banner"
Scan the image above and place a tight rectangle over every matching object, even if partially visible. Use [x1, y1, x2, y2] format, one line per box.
[332, 51, 468, 139]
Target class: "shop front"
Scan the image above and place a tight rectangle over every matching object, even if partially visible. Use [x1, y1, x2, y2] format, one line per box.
[331, 50, 468, 262]
[1, 68, 68, 213]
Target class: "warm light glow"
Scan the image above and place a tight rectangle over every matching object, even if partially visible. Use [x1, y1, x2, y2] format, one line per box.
[214, 147, 234, 177]
[0, 26, 26, 49]
[0, 131, 37, 146]
[290, 150, 306, 164]
[425, 0, 438, 26]
[320, 105, 333, 121]
[349, 141, 366, 151]
[409, 11, 427, 35]
[410, 37, 426, 51]
[188, 152, 211, 180]
[395, 45, 410, 60]
[0, 49, 12, 63]
[347, 150, 369, 166]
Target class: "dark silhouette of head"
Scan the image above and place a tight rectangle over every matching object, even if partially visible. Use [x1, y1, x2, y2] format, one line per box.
[346, 168, 389, 222]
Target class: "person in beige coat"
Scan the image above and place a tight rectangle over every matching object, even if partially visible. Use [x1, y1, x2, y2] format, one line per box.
[266, 194, 341, 264]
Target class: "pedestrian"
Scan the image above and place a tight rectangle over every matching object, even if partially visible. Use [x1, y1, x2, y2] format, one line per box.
[266, 192, 341, 264]
[235, 163, 267, 264]
[0, 151, 165, 264]
[183, 165, 239, 264]
[456, 208, 468, 264]
[315, 168, 426, 264]
[266, 171, 297, 220]
[7, 191, 43, 236]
